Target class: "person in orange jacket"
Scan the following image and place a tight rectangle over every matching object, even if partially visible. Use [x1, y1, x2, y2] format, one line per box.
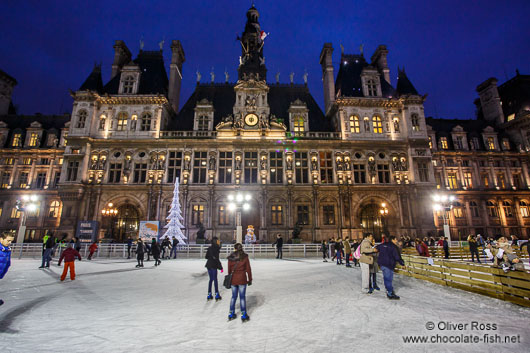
[88, 242, 98, 260]
[58, 244, 82, 281]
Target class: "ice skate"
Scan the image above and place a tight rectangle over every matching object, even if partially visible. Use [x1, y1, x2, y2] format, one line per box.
[207, 293, 213, 301]
[215, 292, 222, 301]
[228, 312, 237, 321]
[241, 311, 250, 322]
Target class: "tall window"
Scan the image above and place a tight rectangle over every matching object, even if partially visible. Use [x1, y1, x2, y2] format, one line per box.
[297, 205, 310, 225]
[469, 201, 480, 218]
[123, 75, 135, 94]
[481, 173, 490, 188]
[11, 207, 21, 219]
[271, 205, 283, 225]
[440, 137, 448, 149]
[197, 116, 209, 131]
[52, 172, 60, 188]
[192, 151, 208, 184]
[19, 172, 29, 188]
[372, 115, 383, 134]
[117, 112, 128, 131]
[269, 152, 283, 184]
[218, 152, 232, 184]
[486, 201, 498, 218]
[349, 116, 360, 133]
[513, 173, 522, 189]
[323, 205, 335, 225]
[76, 110, 87, 128]
[503, 201, 514, 218]
[67, 161, 79, 182]
[133, 163, 147, 183]
[319, 152, 333, 184]
[455, 136, 463, 150]
[366, 79, 377, 96]
[293, 116, 305, 135]
[35, 172, 46, 189]
[470, 137, 479, 150]
[29, 133, 39, 147]
[99, 115, 106, 130]
[502, 139, 510, 150]
[167, 151, 182, 183]
[1, 171, 10, 189]
[453, 202, 464, 218]
[428, 136, 433, 148]
[244, 152, 258, 184]
[497, 173, 506, 189]
[353, 164, 366, 184]
[520, 201, 529, 218]
[192, 205, 205, 225]
[463, 172, 473, 188]
[48, 201, 61, 218]
[108, 163, 122, 183]
[140, 112, 152, 131]
[377, 164, 390, 183]
[418, 162, 429, 182]
[447, 173, 458, 189]
[218, 205, 229, 225]
[411, 114, 420, 131]
[487, 137, 495, 150]
[12, 133, 21, 147]
[295, 152, 309, 184]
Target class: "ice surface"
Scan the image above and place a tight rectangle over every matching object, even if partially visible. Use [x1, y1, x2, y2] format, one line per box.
[1, 258, 529, 353]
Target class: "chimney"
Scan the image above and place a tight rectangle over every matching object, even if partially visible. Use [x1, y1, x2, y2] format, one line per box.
[111, 40, 132, 79]
[168, 40, 186, 113]
[371, 45, 390, 85]
[0, 70, 17, 115]
[319, 43, 335, 115]
[476, 77, 504, 125]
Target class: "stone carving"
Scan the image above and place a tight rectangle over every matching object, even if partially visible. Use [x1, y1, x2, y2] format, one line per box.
[311, 158, 318, 170]
[260, 158, 267, 170]
[196, 70, 201, 82]
[209, 155, 216, 170]
[235, 158, 242, 170]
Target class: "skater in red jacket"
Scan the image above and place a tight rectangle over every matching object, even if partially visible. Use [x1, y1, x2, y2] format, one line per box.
[88, 242, 98, 260]
[58, 244, 82, 281]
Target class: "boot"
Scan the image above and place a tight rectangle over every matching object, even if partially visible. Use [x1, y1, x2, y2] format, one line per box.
[228, 312, 237, 321]
[241, 311, 250, 322]
[215, 292, 222, 301]
[207, 293, 213, 301]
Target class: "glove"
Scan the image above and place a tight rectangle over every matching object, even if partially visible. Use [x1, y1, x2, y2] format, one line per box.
[248, 281, 252, 286]
[221, 269, 224, 273]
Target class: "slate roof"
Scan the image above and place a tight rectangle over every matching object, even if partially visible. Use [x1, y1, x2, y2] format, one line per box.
[396, 68, 418, 96]
[498, 72, 530, 118]
[0, 114, 70, 148]
[79, 64, 104, 92]
[170, 82, 332, 132]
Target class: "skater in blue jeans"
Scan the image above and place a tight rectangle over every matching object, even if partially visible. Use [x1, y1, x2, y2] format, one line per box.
[227, 243, 253, 321]
[376, 236, 405, 300]
[205, 237, 223, 301]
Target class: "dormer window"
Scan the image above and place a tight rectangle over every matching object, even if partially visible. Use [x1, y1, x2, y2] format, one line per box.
[197, 116, 209, 131]
[411, 114, 420, 131]
[122, 75, 135, 94]
[293, 116, 305, 135]
[140, 112, 152, 131]
[76, 110, 87, 128]
[117, 112, 128, 131]
[455, 136, 463, 150]
[487, 137, 495, 150]
[366, 79, 377, 96]
[440, 137, 448, 149]
[12, 133, 22, 147]
[502, 139, 510, 150]
[350, 115, 360, 133]
[29, 132, 39, 147]
[470, 137, 479, 150]
[372, 115, 383, 134]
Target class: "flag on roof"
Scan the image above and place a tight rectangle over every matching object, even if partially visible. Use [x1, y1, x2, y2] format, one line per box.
[260, 31, 268, 41]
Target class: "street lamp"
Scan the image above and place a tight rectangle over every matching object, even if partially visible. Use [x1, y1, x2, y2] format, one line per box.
[432, 193, 455, 242]
[227, 193, 251, 243]
[379, 202, 389, 237]
[16, 194, 40, 244]
[101, 202, 119, 240]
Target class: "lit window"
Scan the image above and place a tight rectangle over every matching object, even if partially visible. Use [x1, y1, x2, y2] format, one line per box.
[122, 75, 135, 94]
[497, 173, 506, 189]
[218, 205, 229, 225]
[29, 133, 39, 147]
[520, 201, 529, 218]
[76, 110, 87, 128]
[428, 136, 433, 149]
[271, 205, 283, 225]
[117, 112, 128, 131]
[372, 115, 383, 134]
[487, 137, 495, 150]
[48, 201, 61, 218]
[447, 173, 458, 189]
[349, 115, 360, 133]
[293, 116, 305, 134]
[11, 207, 21, 218]
[440, 137, 448, 149]
[411, 114, 420, 131]
[192, 205, 205, 225]
[463, 172, 473, 188]
[12, 133, 22, 147]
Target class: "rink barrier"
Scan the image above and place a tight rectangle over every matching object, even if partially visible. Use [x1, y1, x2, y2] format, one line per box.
[9, 243, 322, 260]
[401, 245, 529, 261]
[395, 255, 530, 307]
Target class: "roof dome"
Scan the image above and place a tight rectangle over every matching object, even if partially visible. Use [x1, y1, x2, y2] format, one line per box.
[246, 5, 259, 22]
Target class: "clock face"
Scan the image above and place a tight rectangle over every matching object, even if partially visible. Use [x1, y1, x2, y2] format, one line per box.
[245, 113, 258, 127]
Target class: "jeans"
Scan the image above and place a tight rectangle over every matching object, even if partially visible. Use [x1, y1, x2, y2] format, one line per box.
[170, 246, 178, 259]
[444, 248, 449, 259]
[345, 253, 351, 266]
[208, 268, 219, 293]
[276, 247, 283, 259]
[336, 251, 342, 264]
[230, 284, 247, 313]
[360, 263, 370, 291]
[369, 272, 378, 289]
[41, 248, 53, 267]
[381, 266, 394, 294]
[471, 250, 481, 263]
[127, 246, 132, 258]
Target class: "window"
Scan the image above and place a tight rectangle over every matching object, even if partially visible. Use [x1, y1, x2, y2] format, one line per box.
[271, 205, 283, 225]
[502, 139, 510, 150]
[48, 201, 61, 218]
[319, 152, 333, 184]
[244, 152, 258, 184]
[29, 133, 39, 147]
[323, 205, 335, 225]
[481, 173, 490, 188]
[35, 172, 46, 189]
[66, 161, 79, 182]
[108, 163, 122, 183]
[76, 110, 87, 128]
[520, 201, 529, 218]
[22, 158, 32, 165]
[497, 173, 506, 189]
[12, 133, 22, 147]
[140, 112, 152, 131]
[192, 151, 208, 184]
[513, 173, 522, 189]
[4, 157, 14, 165]
[11, 207, 21, 219]
[218, 205, 229, 225]
[117, 112, 128, 131]
[453, 203, 464, 218]
[1, 171, 10, 188]
[133, 163, 147, 183]
[428, 136, 433, 149]
[418, 162, 429, 182]
[455, 136, 463, 150]
[297, 205, 310, 225]
[19, 172, 29, 188]
[487, 137, 495, 150]
[366, 79, 377, 96]
[293, 116, 305, 134]
[411, 114, 420, 132]
[269, 152, 283, 184]
[192, 205, 204, 225]
[123, 75, 135, 94]
[39, 158, 50, 165]
[435, 172, 442, 189]
[218, 152, 232, 184]
[470, 137, 479, 150]
[377, 164, 390, 184]
[469, 201, 480, 218]
[353, 164, 366, 183]
[463, 172, 473, 189]
[440, 137, 448, 149]
[99, 115, 106, 130]
[52, 172, 60, 188]
[487, 201, 498, 218]
[167, 151, 182, 183]
[349, 116, 360, 133]
[462, 160, 469, 167]
[503, 201, 513, 218]
[447, 173, 458, 189]
[197, 116, 209, 131]
[372, 115, 383, 134]
[295, 152, 309, 184]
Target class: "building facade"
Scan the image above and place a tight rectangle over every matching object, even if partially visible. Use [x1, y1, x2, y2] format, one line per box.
[1, 7, 529, 242]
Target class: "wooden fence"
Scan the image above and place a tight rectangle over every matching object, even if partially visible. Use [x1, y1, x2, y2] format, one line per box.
[402, 245, 529, 262]
[396, 255, 530, 307]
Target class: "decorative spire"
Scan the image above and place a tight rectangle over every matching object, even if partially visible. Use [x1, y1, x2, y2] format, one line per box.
[237, 5, 267, 80]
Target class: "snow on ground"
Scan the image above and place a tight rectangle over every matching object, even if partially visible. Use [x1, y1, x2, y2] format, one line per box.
[1, 258, 529, 353]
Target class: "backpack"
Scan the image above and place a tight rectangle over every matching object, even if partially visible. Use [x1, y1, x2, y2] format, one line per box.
[353, 244, 362, 260]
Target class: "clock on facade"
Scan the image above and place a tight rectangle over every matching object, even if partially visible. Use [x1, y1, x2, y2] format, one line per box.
[244, 113, 258, 126]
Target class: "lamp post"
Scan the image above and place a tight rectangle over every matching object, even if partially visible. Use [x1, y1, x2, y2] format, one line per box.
[16, 194, 40, 244]
[432, 194, 455, 242]
[227, 193, 251, 244]
[379, 202, 389, 237]
[101, 202, 118, 241]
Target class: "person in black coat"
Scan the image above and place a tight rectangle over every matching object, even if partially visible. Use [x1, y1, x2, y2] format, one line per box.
[272, 234, 283, 259]
[321, 240, 328, 262]
[170, 236, 179, 259]
[443, 237, 450, 259]
[151, 238, 161, 266]
[205, 237, 223, 300]
[136, 239, 145, 268]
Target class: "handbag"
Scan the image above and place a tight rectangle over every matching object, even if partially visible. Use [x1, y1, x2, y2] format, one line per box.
[223, 261, 238, 289]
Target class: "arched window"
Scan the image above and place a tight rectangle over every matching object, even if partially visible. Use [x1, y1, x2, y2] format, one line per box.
[140, 112, 152, 131]
[486, 201, 498, 218]
[372, 115, 383, 134]
[349, 115, 360, 133]
[520, 201, 529, 218]
[411, 114, 420, 131]
[76, 110, 87, 129]
[503, 201, 514, 218]
[117, 112, 128, 131]
[123, 75, 135, 94]
[293, 116, 305, 134]
[48, 201, 61, 218]
[469, 201, 480, 218]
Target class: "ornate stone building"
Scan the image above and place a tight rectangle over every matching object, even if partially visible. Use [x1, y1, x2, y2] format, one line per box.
[1, 7, 529, 242]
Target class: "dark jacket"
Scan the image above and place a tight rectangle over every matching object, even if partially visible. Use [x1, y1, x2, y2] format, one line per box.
[468, 238, 478, 252]
[0, 244, 11, 279]
[172, 238, 179, 247]
[44, 237, 55, 250]
[376, 242, 405, 270]
[161, 238, 171, 248]
[443, 240, 449, 251]
[127, 239, 133, 247]
[205, 244, 223, 270]
[273, 237, 283, 249]
[136, 242, 145, 255]
[151, 242, 161, 257]
[58, 248, 81, 265]
[227, 252, 252, 286]
[416, 242, 430, 257]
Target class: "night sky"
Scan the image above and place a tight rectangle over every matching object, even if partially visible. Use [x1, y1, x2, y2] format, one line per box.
[1, 0, 529, 119]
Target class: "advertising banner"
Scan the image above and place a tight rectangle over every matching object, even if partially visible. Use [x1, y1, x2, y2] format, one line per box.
[76, 221, 99, 242]
[139, 221, 160, 240]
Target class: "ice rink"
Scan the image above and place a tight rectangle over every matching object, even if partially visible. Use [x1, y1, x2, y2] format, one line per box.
[1, 258, 529, 353]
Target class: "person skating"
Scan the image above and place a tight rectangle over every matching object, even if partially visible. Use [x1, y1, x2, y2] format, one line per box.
[127, 236, 133, 259]
[136, 239, 145, 268]
[443, 237, 450, 259]
[74, 237, 82, 253]
[227, 243, 252, 322]
[145, 242, 152, 261]
[343, 237, 352, 267]
[205, 237, 223, 301]
[87, 242, 98, 260]
[360, 233, 378, 294]
[321, 240, 328, 262]
[58, 244, 82, 281]
[0, 232, 13, 306]
[151, 238, 161, 266]
[272, 234, 283, 259]
[39, 235, 55, 268]
[351, 240, 360, 267]
[369, 236, 380, 292]
[468, 235, 481, 263]
[42, 233, 50, 256]
[161, 236, 171, 259]
[415, 238, 430, 257]
[376, 236, 405, 300]
[335, 238, 343, 265]
[170, 236, 179, 259]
